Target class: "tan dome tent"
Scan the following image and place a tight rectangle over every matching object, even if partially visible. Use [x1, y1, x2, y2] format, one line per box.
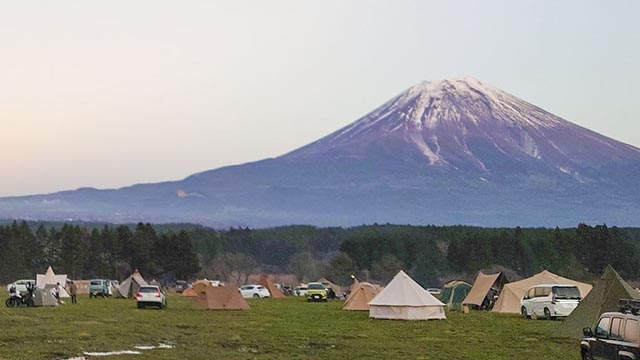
[343, 282, 380, 311]
[192, 280, 211, 294]
[258, 274, 285, 298]
[492, 270, 592, 314]
[557, 265, 640, 339]
[196, 286, 250, 310]
[182, 288, 198, 297]
[114, 270, 148, 298]
[369, 270, 446, 320]
[463, 272, 509, 310]
[36, 266, 70, 298]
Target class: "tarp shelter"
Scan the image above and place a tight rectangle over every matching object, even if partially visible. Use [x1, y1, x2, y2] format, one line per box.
[440, 280, 472, 310]
[343, 282, 380, 311]
[492, 270, 592, 314]
[33, 286, 58, 307]
[115, 270, 148, 298]
[182, 288, 198, 297]
[196, 286, 250, 310]
[558, 266, 640, 338]
[369, 270, 446, 320]
[36, 266, 70, 298]
[258, 274, 285, 298]
[463, 272, 509, 309]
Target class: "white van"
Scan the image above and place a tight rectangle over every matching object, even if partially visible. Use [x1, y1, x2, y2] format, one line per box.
[520, 284, 582, 320]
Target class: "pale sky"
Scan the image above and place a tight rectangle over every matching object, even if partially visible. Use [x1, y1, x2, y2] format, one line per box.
[1, 1, 639, 196]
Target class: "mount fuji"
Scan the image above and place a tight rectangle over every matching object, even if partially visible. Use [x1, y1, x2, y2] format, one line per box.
[2, 77, 640, 227]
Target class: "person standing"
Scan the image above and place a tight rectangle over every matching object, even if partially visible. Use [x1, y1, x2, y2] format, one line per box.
[69, 281, 78, 304]
[54, 282, 61, 304]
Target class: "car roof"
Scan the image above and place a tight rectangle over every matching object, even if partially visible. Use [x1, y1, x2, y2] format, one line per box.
[601, 312, 640, 318]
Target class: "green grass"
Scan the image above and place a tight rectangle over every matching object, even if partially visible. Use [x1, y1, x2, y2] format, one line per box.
[0, 289, 579, 359]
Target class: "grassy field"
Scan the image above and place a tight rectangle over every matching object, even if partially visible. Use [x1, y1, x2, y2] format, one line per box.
[0, 289, 579, 360]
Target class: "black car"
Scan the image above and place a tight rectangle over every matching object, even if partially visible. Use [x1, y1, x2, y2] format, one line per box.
[581, 300, 640, 360]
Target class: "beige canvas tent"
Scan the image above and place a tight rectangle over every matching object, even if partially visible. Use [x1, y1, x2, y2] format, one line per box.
[258, 274, 285, 298]
[195, 286, 250, 310]
[182, 288, 198, 297]
[558, 266, 640, 338]
[36, 266, 70, 298]
[369, 270, 446, 320]
[343, 282, 380, 311]
[492, 270, 592, 314]
[463, 272, 508, 309]
[115, 270, 148, 298]
[33, 286, 58, 306]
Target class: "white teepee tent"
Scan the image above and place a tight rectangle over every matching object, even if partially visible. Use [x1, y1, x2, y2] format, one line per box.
[36, 266, 70, 298]
[369, 270, 446, 320]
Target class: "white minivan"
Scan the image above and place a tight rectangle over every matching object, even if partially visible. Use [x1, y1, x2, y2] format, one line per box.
[520, 284, 582, 320]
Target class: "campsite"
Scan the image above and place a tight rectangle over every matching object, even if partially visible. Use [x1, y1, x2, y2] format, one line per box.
[0, 287, 580, 360]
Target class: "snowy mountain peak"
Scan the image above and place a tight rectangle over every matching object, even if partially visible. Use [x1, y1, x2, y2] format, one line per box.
[285, 77, 640, 173]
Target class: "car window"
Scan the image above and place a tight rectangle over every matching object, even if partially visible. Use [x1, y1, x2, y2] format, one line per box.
[552, 286, 581, 300]
[611, 317, 623, 339]
[533, 287, 550, 297]
[596, 317, 611, 337]
[257, 286, 264, 290]
[90, 281, 102, 285]
[527, 288, 536, 298]
[139, 287, 159, 293]
[308, 284, 325, 290]
[625, 319, 639, 343]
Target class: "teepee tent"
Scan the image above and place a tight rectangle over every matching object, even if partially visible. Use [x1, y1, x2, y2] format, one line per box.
[196, 286, 250, 310]
[440, 280, 472, 310]
[558, 266, 639, 338]
[343, 282, 380, 311]
[463, 272, 509, 309]
[369, 270, 446, 320]
[492, 270, 592, 314]
[36, 266, 70, 298]
[258, 274, 285, 298]
[115, 270, 148, 298]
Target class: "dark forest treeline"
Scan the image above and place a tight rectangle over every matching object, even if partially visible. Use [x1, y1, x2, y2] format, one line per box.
[1, 220, 639, 287]
[0, 221, 199, 284]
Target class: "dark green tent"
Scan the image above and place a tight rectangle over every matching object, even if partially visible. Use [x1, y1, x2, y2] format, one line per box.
[557, 265, 639, 339]
[441, 280, 472, 310]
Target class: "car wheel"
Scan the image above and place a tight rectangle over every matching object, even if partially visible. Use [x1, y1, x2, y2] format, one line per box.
[521, 306, 529, 319]
[544, 308, 552, 320]
[89, 293, 93, 298]
[137, 303, 143, 309]
[581, 350, 593, 360]
[253, 294, 260, 298]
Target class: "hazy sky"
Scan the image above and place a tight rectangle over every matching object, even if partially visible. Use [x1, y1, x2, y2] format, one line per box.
[2, 1, 639, 196]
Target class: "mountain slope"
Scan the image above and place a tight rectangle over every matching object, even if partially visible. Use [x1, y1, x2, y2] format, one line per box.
[2, 78, 639, 227]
